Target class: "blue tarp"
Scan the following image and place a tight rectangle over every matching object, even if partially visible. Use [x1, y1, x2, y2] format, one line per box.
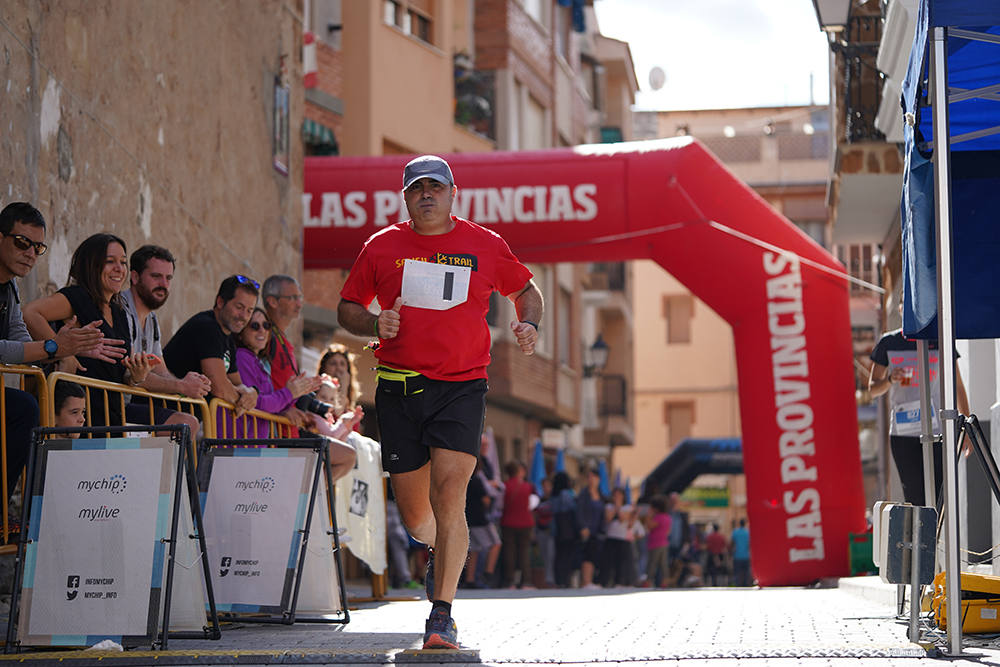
[529, 440, 546, 495]
[901, 0, 1000, 339]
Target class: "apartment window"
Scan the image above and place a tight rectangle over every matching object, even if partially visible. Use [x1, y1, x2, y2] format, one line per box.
[662, 294, 693, 344]
[554, 4, 570, 60]
[530, 264, 553, 358]
[383, 0, 434, 44]
[664, 401, 695, 449]
[312, 0, 343, 49]
[384, 0, 400, 25]
[579, 54, 602, 113]
[521, 0, 549, 28]
[557, 288, 571, 367]
[522, 93, 547, 150]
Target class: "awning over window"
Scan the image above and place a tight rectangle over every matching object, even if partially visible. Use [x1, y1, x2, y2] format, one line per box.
[302, 119, 338, 155]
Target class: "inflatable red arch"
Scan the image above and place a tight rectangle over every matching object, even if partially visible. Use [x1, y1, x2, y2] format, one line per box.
[303, 138, 866, 586]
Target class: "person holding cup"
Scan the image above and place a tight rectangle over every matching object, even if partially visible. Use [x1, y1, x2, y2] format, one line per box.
[868, 317, 969, 505]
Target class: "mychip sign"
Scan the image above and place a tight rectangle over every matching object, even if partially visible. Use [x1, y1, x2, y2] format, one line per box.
[18, 438, 178, 646]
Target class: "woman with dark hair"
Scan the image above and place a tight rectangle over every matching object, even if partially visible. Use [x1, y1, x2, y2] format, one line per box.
[236, 307, 357, 481]
[318, 343, 361, 410]
[24, 233, 152, 426]
[236, 307, 322, 419]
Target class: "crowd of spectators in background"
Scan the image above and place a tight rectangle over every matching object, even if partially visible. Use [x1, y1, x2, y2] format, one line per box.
[0, 201, 361, 508]
[379, 434, 755, 592]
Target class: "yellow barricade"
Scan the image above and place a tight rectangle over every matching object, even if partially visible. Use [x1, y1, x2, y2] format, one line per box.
[0, 364, 49, 552]
[46, 371, 211, 435]
[0, 369, 300, 552]
[207, 397, 295, 439]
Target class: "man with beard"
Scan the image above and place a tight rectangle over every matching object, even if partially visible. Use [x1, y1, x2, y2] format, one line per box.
[163, 275, 258, 415]
[122, 245, 212, 434]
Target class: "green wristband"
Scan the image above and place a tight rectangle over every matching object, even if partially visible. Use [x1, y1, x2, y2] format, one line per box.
[374, 317, 380, 338]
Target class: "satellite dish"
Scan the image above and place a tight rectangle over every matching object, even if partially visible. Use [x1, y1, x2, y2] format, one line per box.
[648, 66, 666, 91]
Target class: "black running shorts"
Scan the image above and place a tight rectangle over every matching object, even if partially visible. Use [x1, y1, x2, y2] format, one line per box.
[375, 376, 487, 474]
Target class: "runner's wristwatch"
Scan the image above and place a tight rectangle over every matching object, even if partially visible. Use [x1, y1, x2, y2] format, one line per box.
[44, 339, 58, 359]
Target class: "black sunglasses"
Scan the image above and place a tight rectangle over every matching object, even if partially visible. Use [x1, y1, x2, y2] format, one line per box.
[3, 232, 47, 256]
[248, 321, 272, 331]
[235, 275, 259, 289]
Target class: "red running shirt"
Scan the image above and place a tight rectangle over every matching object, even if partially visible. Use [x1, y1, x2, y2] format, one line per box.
[340, 217, 533, 381]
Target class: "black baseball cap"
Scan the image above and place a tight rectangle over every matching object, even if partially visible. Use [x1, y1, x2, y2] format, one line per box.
[403, 155, 455, 190]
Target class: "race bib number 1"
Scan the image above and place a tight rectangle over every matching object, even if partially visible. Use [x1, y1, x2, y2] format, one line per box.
[400, 259, 471, 310]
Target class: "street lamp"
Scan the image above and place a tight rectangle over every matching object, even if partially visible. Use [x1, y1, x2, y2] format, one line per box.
[583, 334, 610, 378]
[811, 0, 851, 33]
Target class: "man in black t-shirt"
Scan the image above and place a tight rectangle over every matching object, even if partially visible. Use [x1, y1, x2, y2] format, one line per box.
[163, 275, 258, 414]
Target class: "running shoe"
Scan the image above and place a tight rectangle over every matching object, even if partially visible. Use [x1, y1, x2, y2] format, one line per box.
[424, 547, 435, 600]
[422, 607, 459, 649]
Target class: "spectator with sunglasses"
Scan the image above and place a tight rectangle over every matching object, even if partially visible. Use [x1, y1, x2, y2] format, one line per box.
[235, 307, 321, 418]
[235, 307, 357, 479]
[162, 275, 259, 416]
[0, 204, 124, 496]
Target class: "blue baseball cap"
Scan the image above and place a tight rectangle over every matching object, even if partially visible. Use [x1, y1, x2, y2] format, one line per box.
[403, 155, 455, 190]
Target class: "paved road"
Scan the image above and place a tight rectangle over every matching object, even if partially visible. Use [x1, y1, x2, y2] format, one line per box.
[6, 580, 1000, 665]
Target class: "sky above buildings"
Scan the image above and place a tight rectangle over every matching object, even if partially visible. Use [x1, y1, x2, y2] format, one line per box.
[593, 0, 830, 111]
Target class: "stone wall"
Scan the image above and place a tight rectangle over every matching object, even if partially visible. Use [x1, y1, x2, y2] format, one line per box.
[0, 0, 304, 340]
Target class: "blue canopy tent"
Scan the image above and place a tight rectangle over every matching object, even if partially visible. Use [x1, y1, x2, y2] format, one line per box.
[555, 448, 566, 474]
[901, 0, 1000, 653]
[597, 460, 610, 497]
[529, 440, 546, 495]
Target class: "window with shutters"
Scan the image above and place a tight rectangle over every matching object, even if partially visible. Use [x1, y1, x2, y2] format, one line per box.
[662, 294, 693, 344]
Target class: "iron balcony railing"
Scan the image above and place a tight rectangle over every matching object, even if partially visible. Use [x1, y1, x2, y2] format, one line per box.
[835, 13, 885, 143]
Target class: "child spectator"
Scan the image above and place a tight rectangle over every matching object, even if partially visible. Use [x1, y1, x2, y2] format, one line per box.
[53, 380, 86, 437]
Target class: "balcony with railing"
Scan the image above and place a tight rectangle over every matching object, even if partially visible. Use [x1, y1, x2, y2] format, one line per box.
[454, 53, 495, 140]
[833, 14, 885, 144]
[594, 373, 632, 447]
[585, 262, 626, 291]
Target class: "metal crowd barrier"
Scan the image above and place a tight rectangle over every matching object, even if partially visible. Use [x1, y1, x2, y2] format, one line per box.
[0, 365, 49, 552]
[0, 369, 300, 553]
[46, 371, 212, 434]
[207, 397, 295, 439]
